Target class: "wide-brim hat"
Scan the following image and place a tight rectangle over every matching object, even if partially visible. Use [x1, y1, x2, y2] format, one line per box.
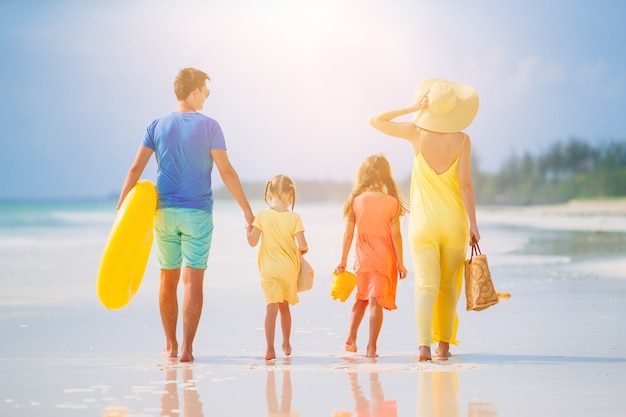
[411, 78, 479, 133]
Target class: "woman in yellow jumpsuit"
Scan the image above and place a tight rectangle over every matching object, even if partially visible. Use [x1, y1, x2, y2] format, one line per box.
[369, 79, 481, 361]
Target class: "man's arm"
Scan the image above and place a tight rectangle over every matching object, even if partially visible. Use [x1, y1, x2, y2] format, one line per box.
[116, 145, 153, 209]
[211, 149, 254, 226]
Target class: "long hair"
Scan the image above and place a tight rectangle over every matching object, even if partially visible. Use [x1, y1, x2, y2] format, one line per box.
[343, 154, 409, 220]
[264, 174, 296, 210]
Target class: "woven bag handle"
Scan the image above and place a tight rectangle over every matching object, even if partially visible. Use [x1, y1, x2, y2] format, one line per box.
[471, 243, 482, 257]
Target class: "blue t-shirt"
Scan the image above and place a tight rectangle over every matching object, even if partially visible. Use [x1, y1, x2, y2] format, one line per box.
[142, 112, 226, 213]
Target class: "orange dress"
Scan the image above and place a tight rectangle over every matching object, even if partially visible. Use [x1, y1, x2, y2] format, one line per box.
[351, 193, 401, 310]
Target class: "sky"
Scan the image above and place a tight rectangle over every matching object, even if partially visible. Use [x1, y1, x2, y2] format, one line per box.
[1, 0, 625, 200]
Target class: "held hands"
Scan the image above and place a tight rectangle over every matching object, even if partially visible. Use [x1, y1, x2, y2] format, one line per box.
[245, 214, 255, 229]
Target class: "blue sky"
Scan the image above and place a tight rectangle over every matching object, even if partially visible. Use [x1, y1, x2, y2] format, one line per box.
[1, 0, 624, 199]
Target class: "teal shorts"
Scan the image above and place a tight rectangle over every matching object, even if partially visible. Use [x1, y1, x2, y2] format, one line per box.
[154, 208, 214, 270]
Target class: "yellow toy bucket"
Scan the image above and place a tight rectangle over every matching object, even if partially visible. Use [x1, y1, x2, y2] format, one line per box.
[330, 271, 357, 302]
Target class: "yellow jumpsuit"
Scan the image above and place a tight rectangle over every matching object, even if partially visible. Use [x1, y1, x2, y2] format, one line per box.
[409, 145, 468, 346]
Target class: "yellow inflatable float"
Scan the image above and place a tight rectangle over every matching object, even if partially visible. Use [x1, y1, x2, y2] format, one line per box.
[97, 180, 157, 310]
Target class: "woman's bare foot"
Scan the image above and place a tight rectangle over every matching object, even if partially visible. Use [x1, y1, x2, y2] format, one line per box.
[434, 342, 451, 360]
[419, 345, 432, 361]
[265, 348, 276, 361]
[282, 342, 292, 356]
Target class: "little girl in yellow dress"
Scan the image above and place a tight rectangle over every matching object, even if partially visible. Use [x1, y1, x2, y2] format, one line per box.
[247, 175, 309, 361]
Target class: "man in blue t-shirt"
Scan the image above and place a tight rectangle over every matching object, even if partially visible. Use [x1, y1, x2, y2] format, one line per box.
[117, 67, 254, 362]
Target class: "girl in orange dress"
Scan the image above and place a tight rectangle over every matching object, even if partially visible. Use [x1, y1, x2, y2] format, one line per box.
[334, 154, 409, 358]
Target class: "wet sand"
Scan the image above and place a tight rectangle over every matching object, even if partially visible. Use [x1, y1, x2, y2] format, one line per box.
[1, 199, 626, 416]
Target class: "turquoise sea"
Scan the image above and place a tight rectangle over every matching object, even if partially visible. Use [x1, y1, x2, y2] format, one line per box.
[1, 198, 626, 416]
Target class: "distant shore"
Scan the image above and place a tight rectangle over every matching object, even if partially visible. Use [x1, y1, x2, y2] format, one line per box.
[528, 197, 626, 214]
[479, 197, 626, 215]
[3, 186, 626, 209]
[478, 197, 626, 233]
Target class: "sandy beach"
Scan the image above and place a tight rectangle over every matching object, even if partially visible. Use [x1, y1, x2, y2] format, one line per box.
[1, 199, 626, 416]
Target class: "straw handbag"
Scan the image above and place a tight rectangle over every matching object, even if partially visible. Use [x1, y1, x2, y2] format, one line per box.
[297, 254, 314, 292]
[464, 244, 499, 311]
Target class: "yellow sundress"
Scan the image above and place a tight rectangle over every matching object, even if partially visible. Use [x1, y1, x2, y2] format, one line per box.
[253, 208, 304, 305]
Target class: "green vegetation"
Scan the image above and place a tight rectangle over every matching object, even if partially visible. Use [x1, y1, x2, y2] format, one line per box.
[473, 138, 626, 205]
[215, 138, 626, 205]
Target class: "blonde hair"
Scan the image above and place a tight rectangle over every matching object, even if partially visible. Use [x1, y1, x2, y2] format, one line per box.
[343, 154, 409, 220]
[264, 174, 297, 210]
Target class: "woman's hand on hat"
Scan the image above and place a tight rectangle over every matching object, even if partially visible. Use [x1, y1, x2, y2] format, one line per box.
[407, 92, 429, 112]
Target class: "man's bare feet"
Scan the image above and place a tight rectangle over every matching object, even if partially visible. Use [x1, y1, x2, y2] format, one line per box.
[265, 348, 276, 361]
[179, 347, 194, 363]
[162, 345, 178, 359]
[419, 345, 432, 361]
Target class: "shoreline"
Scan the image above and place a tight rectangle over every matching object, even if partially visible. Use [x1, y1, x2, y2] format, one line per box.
[1, 200, 626, 416]
[484, 197, 626, 214]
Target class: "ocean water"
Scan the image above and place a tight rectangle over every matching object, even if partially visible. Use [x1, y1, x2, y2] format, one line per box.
[2, 198, 624, 308]
[1, 199, 626, 416]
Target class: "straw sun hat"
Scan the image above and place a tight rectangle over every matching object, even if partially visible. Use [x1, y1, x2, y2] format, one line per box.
[411, 78, 479, 133]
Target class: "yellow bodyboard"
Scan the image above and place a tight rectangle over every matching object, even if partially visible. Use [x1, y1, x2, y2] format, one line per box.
[97, 180, 157, 310]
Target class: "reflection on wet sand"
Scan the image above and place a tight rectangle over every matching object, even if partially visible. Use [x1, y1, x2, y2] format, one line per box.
[266, 367, 299, 417]
[417, 372, 498, 417]
[161, 367, 204, 417]
[334, 372, 398, 417]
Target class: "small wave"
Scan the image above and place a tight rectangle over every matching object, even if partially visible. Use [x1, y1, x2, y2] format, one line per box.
[490, 254, 571, 266]
[49, 210, 115, 225]
[478, 206, 626, 232]
[0, 204, 115, 228]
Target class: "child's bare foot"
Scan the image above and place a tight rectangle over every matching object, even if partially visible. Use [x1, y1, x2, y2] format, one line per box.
[345, 337, 357, 353]
[365, 345, 378, 358]
[265, 348, 276, 361]
[419, 345, 432, 361]
[282, 342, 292, 356]
[345, 343, 357, 352]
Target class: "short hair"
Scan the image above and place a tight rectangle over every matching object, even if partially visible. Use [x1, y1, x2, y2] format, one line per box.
[264, 175, 297, 210]
[173, 68, 210, 100]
